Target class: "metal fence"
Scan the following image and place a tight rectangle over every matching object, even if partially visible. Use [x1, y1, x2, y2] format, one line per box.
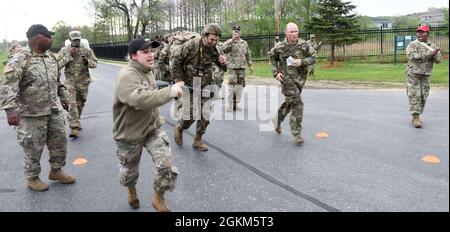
[52, 26, 448, 63]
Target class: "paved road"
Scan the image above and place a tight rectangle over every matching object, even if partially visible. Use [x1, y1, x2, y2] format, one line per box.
[0, 63, 448, 212]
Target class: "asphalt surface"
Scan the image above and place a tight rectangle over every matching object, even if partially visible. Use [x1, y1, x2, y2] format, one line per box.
[0, 63, 448, 212]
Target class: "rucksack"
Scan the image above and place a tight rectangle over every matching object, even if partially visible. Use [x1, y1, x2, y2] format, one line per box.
[169, 30, 201, 60]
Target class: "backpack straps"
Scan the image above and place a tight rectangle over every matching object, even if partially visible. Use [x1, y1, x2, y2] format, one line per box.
[22, 55, 32, 79]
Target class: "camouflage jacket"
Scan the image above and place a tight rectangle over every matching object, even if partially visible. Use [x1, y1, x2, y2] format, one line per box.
[269, 38, 316, 77]
[406, 39, 442, 76]
[1, 50, 67, 117]
[171, 37, 227, 87]
[57, 45, 98, 86]
[156, 43, 173, 82]
[113, 60, 172, 142]
[222, 38, 253, 69]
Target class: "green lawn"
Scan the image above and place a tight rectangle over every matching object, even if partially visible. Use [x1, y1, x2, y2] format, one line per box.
[253, 59, 449, 86]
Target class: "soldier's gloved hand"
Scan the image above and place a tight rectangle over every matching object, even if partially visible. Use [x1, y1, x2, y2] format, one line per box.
[61, 99, 70, 111]
[292, 59, 302, 67]
[82, 56, 89, 65]
[6, 110, 20, 126]
[431, 48, 440, 58]
[219, 55, 227, 66]
[170, 81, 184, 98]
[69, 47, 79, 57]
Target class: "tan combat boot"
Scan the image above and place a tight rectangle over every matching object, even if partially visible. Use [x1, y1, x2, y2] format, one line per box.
[271, 116, 281, 134]
[126, 186, 140, 209]
[49, 169, 76, 184]
[294, 135, 305, 145]
[27, 177, 49, 191]
[193, 133, 208, 151]
[412, 115, 422, 128]
[151, 192, 171, 212]
[174, 125, 183, 146]
[69, 127, 79, 138]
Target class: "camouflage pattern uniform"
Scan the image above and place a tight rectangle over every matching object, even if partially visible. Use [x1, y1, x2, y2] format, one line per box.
[270, 38, 315, 139]
[222, 39, 253, 105]
[57, 45, 97, 129]
[213, 42, 225, 90]
[156, 42, 173, 83]
[1, 50, 69, 180]
[113, 59, 178, 193]
[306, 36, 320, 77]
[171, 37, 227, 136]
[405, 39, 442, 116]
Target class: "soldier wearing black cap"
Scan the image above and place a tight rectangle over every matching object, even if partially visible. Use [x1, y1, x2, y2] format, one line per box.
[113, 37, 184, 211]
[223, 25, 254, 112]
[1, 24, 75, 191]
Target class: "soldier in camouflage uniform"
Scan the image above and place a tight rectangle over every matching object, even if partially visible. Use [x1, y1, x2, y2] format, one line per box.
[113, 37, 184, 211]
[57, 31, 98, 138]
[269, 22, 315, 145]
[223, 26, 254, 111]
[1, 24, 76, 191]
[306, 34, 321, 79]
[172, 23, 227, 152]
[156, 34, 174, 83]
[405, 25, 442, 128]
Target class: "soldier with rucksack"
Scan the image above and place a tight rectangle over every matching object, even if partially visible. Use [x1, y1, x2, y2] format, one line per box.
[171, 23, 227, 152]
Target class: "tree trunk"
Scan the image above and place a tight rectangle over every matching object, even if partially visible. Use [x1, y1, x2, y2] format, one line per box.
[331, 43, 335, 65]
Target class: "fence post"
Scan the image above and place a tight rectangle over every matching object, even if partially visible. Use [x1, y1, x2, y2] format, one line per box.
[394, 35, 397, 65]
[380, 25, 384, 56]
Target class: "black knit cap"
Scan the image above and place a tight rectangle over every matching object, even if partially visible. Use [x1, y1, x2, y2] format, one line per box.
[128, 37, 161, 55]
[26, 24, 54, 38]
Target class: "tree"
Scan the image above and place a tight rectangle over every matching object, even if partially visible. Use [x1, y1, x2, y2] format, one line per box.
[392, 16, 419, 28]
[52, 21, 71, 47]
[305, 0, 361, 65]
[356, 15, 375, 29]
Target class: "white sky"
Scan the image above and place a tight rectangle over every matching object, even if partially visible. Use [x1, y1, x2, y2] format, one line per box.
[1, 0, 449, 42]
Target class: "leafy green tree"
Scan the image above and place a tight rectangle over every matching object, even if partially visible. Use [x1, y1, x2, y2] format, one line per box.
[356, 15, 375, 29]
[52, 21, 71, 47]
[392, 16, 419, 28]
[305, 0, 361, 65]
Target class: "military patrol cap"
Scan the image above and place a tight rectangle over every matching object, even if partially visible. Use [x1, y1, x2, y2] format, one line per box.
[128, 37, 161, 55]
[310, 34, 316, 38]
[233, 26, 240, 32]
[26, 24, 54, 38]
[202, 23, 222, 37]
[416, 25, 430, 32]
[69, 31, 82, 40]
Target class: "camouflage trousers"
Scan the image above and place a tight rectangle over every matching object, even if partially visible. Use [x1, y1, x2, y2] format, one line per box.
[406, 73, 430, 116]
[177, 91, 213, 136]
[17, 111, 67, 180]
[308, 64, 315, 76]
[116, 128, 178, 194]
[277, 74, 306, 138]
[67, 83, 90, 128]
[213, 66, 225, 90]
[228, 69, 246, 104]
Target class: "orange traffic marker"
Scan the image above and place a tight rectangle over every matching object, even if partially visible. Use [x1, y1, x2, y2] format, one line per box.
[422, 155, 440, 164]
[73, 157, 88, 166]
[316, 131, 329, 138]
